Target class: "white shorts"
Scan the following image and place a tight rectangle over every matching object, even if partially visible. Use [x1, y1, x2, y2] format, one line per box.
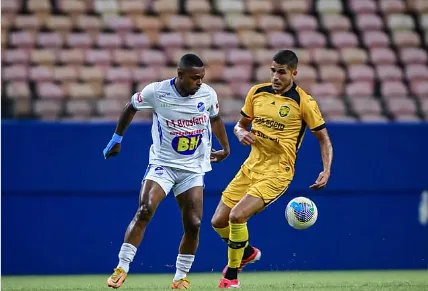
[142, 164, 204, 196]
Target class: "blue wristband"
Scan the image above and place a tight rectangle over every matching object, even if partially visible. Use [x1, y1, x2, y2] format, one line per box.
[112, 133, 123, 143]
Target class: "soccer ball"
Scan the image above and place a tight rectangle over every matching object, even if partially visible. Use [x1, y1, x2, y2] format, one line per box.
[285, 197, 318, 230]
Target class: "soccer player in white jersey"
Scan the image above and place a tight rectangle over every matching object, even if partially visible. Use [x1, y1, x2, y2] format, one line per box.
[103, 54, 230, 289]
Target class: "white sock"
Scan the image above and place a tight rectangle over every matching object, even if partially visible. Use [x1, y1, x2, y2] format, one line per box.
[117, 243, 137, 273]
[173, 254, 195, 281]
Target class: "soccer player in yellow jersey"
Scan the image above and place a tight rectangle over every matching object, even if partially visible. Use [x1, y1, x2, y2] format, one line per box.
[212, 50, 334, 288]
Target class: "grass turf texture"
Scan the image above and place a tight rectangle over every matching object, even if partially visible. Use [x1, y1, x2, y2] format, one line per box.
[2, 270, 427, 291]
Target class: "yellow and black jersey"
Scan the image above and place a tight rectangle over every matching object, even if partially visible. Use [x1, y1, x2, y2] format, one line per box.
[240, 82, 325, 176]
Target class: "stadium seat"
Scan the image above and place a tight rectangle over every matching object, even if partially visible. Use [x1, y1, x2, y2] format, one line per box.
[79, 66, 105, 82]
[331, 31, 359, 48]
[3, 49, 29, 64]
[399, 47, 427, 64]
[6, 81, 31, 99]
[311, 82, 339, 97]
[29, 65, 54, 82]
[347, 65, 375, 82]
[3, 65, 28, 81]
[37, 82, 65, 99]
[267, 32, 295, 48]
[379, 0, 406, 14]
[2, 0, 427, 121]
[346, 81, 374, 97]
[59, 49, 85, 65]
[405, 64, 428, 81]
[349, 0, 377, 14]
[356, 14, 384, 30]
[65, 100, 93, 118]
[227, 49, 254, 66]
[212, 32, 240, 48]
[312, 49, 339, 65]
[297, 31, 326, 48]
[33, 100, 63, 119]
[349, 96, 383, 116]
[363, 31, 390, 47]
[238, 31, 267, 48]
[369, 48, 397, 65]
[376, 64, 403, 81]
[280, 0, 310, 14]
[381, 81, 409, 97]
[321, 14, 351, 31]
[54, 66, 79, 82]
[316, 0, 343, 14]
[340, 48, 368, 65]
[246, 0, 274, 15]
[185, 0, 211, 15]
[392, 31, 421, 47]
[256, 15, 285, 31]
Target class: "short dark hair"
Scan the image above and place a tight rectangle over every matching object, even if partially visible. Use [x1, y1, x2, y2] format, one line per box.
[178, 54, 204, 69]
[273, 50, 298, 69]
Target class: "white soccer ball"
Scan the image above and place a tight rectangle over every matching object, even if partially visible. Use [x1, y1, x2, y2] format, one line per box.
[285, 197, 318, 230]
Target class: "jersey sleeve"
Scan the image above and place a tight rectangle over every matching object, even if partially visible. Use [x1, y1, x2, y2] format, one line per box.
[207, 87, 219, 118]
[301, 95, 326, 131]
[131, 83, 155, 110]
[241, 86, 257, 119]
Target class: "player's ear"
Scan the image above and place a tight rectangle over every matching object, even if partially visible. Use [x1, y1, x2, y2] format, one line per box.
[292, 70, 298, 77]
[177, 69, 183, 79]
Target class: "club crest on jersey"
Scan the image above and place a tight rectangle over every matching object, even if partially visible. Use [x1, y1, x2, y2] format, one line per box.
[278, 105, 291, 118]
[154, 166, 164, 175]
[197, 102, 205, 112]
[171, 134, 203, 155]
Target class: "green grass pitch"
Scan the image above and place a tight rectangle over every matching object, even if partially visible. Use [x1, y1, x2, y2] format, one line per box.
[2, 270, 427, 291]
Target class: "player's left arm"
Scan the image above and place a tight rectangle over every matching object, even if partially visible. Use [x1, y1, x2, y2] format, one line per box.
[208, 88, 230, 163]
[301, 95, 333, 190]
[310, 128, 333, 190]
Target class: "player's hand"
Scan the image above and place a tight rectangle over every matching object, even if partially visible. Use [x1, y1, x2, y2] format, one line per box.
[103, 133, 123, 159]
[310, 170, 330, 190]
[210, 148, 230, 163]
[236, 129, 256, 146]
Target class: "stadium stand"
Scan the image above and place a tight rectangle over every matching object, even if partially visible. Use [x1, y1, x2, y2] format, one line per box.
[1, 0, 428, 122]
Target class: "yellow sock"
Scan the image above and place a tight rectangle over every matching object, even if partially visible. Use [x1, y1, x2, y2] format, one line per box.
[213, 225, 230, 242]
[227, 222, 249, 268]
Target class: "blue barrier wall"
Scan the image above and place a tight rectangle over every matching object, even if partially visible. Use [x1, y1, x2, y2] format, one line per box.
[2, 121, 428, 275]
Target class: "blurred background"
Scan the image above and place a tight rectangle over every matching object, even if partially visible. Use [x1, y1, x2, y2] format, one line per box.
[2, 0, 428, 122]
[1, 0, 428, 283]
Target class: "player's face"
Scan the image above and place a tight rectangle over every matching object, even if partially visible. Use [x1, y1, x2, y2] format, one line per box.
[179, 67, 205, 95]
[270, 62, 296, 93]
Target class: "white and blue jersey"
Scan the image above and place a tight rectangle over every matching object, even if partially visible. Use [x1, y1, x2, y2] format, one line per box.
[131, 78, 219, 174]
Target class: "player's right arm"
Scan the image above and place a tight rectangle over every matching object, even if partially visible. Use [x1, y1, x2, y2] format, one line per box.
[234, 86, 257, 146]
[103, 83, 155, 159]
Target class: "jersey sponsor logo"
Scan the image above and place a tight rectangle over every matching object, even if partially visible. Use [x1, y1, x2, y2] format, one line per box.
[166, 116, 207, 128]
[171, 134, 202, 155]
[254, 117, 285, 131]
[278, 105, 291, 118]
[197, 102, 205, 112]
[154, 166, 164, 175]
[136, 92, 143, 103]
[252, 130, 280, 143]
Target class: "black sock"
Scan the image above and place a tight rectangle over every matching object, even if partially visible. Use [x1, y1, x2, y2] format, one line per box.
[224, 267, 238, 280]
[242, 244, 254, 260]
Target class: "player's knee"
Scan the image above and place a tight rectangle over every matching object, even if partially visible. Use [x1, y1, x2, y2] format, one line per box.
[184, 215, 201, 237]
[136, 202, 155, 222]
[211, 212, 228, 229]
[229, 208, 246, 224]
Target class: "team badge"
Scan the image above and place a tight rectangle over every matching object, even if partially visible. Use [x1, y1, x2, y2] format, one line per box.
[197, 102, 205, 112]
[278, 105, 291, 118]
[154, 166, 164, 175]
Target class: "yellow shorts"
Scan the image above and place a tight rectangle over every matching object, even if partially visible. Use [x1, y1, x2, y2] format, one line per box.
[221, 165, 292, 208]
